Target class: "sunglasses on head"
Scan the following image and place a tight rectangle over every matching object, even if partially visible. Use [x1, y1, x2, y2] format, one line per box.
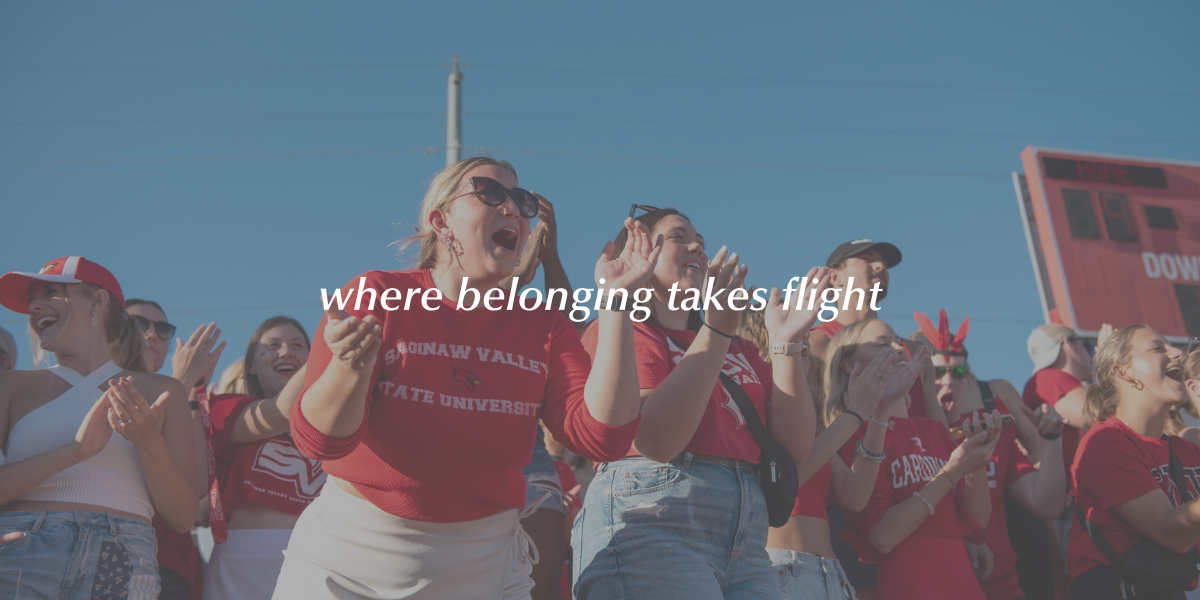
[131, 314, 177, 340]
[460, 177, 539, 219]
[629, 204, 660, 218]
[935, 365, 970, 379]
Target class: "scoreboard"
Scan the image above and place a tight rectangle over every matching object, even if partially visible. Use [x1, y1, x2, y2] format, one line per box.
[1015, 147, 1200, 342]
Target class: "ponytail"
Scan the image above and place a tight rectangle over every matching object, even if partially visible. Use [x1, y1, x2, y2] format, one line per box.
[80, 283, 152, 373]
[1083, 324, 1147, 427]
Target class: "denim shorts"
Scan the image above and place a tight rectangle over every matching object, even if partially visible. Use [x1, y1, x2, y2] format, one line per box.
[767, 548, 857, 600]
[572, 453, 777, 600]
[523, 424, 566, 515]
[0, 510, 160, 600]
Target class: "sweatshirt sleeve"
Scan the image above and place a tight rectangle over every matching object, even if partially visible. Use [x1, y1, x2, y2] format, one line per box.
[540, 314, 639, 463]
[289, 272, 386, 461]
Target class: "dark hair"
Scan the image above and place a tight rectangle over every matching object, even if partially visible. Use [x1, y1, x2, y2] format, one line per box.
[244, 316, 311, 399]
[125, 298, 166, 316]
[614, 208, 703, 332]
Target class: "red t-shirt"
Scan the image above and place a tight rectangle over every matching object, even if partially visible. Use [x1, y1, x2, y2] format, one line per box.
[1022, 368, 1082, 477]
[792, 461, 832, 519]
[581, 323, 772, 462]
[208, 394, 327, 515]
[813, 320, 845, 339]
[290, 269, 640, 523]
[838, 417, 989, 600]
[1069, 418, 1200, 582]
[952, 413, 1038, 600]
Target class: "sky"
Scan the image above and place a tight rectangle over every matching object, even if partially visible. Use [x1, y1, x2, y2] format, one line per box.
[2, 2, 1197, 387]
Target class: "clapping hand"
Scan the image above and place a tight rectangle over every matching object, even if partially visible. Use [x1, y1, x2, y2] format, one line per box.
[595, 217, 663, 296]
[172, 322, 226, 388]
[879, 345, 929, 409]
[700, 246, 750, 336]
[67, 394, 116, 460]
[323, 309, 383, 373]
[105, 377, 169, 448]
[845, 351, 900, 417]
[763, 266, 832, 344]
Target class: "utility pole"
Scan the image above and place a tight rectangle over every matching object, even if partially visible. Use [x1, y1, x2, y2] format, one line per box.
[446, 54, 462, 167]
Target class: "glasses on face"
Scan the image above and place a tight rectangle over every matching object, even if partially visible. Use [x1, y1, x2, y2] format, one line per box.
[131, 315, 177, 340]
[935, 365, 970, 379]
[458, 177, 539, 219]
[629, 204, 660, 218]
[1186, 337, 1200, 372]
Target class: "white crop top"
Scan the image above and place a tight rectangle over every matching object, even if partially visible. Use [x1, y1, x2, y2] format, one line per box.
[5, 361, 154, 519]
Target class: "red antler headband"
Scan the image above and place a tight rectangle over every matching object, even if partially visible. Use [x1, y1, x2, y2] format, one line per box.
[913, 309, 970, 357]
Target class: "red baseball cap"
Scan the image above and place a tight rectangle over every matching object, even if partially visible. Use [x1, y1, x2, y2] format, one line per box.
[0, 257, 126, 314]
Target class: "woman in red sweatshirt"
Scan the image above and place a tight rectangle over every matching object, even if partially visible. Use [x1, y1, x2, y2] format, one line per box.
[271, 157, 657, 600]
[829, 319, 1002, 600]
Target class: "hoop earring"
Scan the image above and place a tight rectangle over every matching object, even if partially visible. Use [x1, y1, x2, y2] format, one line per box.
[1134, 379, 1145, 391]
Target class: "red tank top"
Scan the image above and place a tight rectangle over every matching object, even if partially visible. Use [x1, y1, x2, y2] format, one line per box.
[791, 461, 832, 519]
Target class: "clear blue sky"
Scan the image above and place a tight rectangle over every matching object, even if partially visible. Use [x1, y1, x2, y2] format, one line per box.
[2, 2, 1197, 388]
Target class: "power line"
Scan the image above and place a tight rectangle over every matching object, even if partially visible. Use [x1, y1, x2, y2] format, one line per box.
[467, 111, 1200, 145]
[0, 62, 442, 73]
[472, 63, 1200, 99]
[0, 146, 443, 167]
[0, 110, 441, 127]
[464, 146, 1009, 180]
[0, 301, 318, 325]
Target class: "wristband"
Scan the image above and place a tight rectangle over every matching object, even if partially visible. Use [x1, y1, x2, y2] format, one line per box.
[913, 491, 935, 516]
[1039, 431, 1062, 441]
[843, 409, 865, 426]
[856, 439, 886, 464]
[703, 322, 733, 339]
[189, 400, 200, 411]
[770, 340, 806, 356]
[869, 416, 892, 428]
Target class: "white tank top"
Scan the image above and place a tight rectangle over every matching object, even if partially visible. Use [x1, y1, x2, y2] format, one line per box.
[5, 361, 154, 519]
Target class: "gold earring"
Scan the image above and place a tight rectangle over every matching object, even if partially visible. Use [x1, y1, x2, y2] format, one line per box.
[1134, 379, 1145, 390]
[516, 259, 521, 267]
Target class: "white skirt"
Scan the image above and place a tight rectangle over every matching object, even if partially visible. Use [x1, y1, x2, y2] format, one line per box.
[271, 480, 543, 600]
[203, 529, 293, 600]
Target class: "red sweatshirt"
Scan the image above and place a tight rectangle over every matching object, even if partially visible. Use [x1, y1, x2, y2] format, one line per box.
[838, 417, 989, 600]
[290, 269, 640, 523]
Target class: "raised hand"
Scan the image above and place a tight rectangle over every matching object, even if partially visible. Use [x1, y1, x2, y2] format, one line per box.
[324, 309, 383, 373]
[879, 345, 929, 409]
[1097, 323, 1114, 350]
[595, 217, 663, 295]
[172, 322, 226, 388]
[502, 222, 547, 289]
[1029, 403, 1065, 437]
[947, 410, 1004, 476]
[701, 246, 750, 336]
[68, 394, 116, 459]
[532, 193, 560, 264]
[763, 266, 831, 344]
[845, 351, 899, 416]
[105, 377, 168, 448]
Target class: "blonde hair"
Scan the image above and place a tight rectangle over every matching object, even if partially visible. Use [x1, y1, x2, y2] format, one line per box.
[1084, 324, 1149, 426]
[215, 358, 247, 395]
[821, 319, 877, 427]
[0, 325, 16, 366]
[737, 309, 770, 362]
[396, 157, 518, 270]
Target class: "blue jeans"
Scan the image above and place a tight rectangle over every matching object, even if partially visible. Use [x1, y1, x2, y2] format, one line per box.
[767, 548, 857, 600]
[0, 510, 160, 600]
[572, 453, 776, 600]
[523, 424, 566, 515]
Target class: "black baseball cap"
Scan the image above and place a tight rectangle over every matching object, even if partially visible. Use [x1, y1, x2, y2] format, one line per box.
[826, 239, 902, 269]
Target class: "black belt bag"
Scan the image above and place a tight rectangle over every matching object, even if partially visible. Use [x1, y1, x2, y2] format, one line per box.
[663, 331, 799, 527]
[1073, 437, 1200, 599]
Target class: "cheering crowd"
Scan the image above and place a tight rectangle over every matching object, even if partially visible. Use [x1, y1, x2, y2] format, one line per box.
[2, 156, 1200, 600]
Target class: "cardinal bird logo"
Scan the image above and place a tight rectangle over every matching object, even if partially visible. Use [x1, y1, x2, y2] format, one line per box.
[450, 364, 483, 391]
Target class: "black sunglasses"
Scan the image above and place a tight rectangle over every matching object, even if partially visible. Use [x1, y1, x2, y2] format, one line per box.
[131, 314, 177, 340]
[1186, 337, 1200, 371]
[629, 204, 660, 218]
[935, 365, 970, 379]
[463, 177, 539, 219]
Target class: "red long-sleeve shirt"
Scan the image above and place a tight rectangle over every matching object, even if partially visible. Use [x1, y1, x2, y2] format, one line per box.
[290, 269, 639, 523]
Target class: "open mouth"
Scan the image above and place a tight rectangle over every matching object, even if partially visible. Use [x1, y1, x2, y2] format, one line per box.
[35, 314, 59, 332]
[1167, 365, 1184, 382]
[492, 228, 518, 252]
[274, 364, 298, 374]
[683, 260, 702, 273]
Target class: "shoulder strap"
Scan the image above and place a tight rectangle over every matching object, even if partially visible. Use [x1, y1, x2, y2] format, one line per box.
[46, 360, 121, 392]
[660, 330, 774, 450]
[1071, 496, 1123, 567]
[1168, 437, 1193, 504]
[977, 379, 996, 414]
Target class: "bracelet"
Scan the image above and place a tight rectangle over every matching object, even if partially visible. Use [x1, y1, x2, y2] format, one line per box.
[913, 491, 936, 516]
[703, 322, 733, 339]
[1039, 431, 1062, 441]
[855, 439, 886, 464]
[843, 409, 865, 426]
[869, 416, 892, 428]
[938, 469, 959, 486]
[189, 400, 200, 411]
